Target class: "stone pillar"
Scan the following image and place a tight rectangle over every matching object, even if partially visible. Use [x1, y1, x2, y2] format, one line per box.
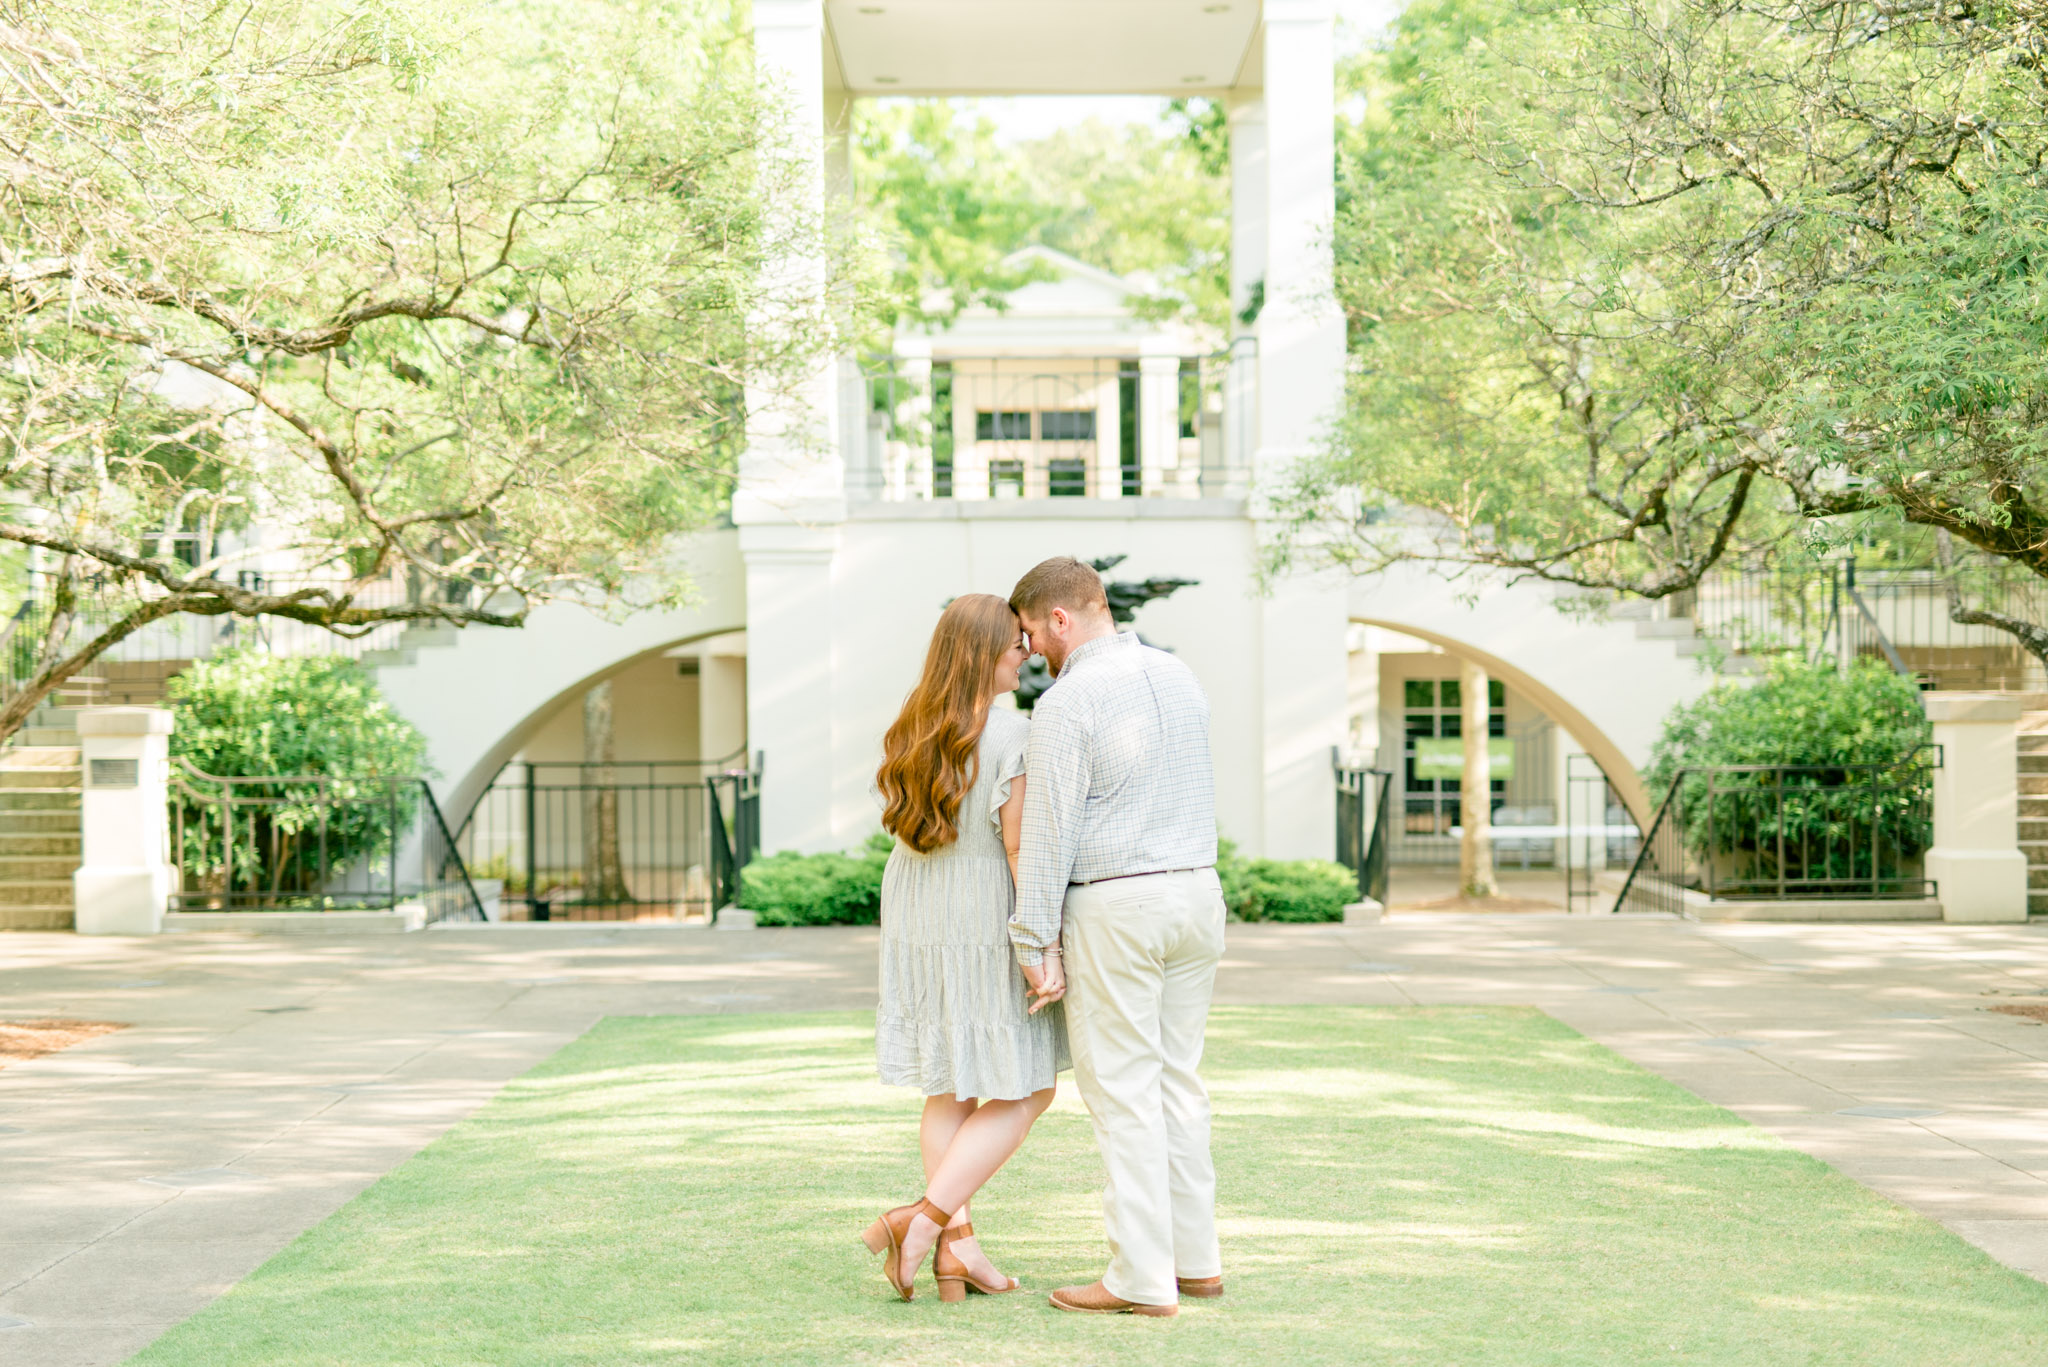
[894, 337, 933, 501]
[1925, 692, 2028, 923]
[73, 707, 175, 935]
[1138, 348, 1182, 497]
[698, 649, 748, 765]
[1095, 364, 1125, 500]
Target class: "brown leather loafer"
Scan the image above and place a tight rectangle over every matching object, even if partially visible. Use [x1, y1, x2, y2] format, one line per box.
[1049, 1281, 1178, 1317]
[1177, 1275, 1224, 1298]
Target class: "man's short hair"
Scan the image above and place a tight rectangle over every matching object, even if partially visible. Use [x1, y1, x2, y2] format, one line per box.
[1010, 556, 1109, 620]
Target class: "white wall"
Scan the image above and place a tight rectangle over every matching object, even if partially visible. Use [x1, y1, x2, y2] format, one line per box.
[825, 505, 1265, 854]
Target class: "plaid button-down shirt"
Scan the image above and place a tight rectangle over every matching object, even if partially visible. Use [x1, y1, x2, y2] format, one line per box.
[1009, 631, 1218, 966]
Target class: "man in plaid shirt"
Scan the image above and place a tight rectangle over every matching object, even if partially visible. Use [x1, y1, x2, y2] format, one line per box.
[1008, 556, 1226, 1318]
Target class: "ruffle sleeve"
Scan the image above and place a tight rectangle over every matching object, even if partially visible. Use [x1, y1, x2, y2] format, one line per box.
[987, 715, 1029, 828]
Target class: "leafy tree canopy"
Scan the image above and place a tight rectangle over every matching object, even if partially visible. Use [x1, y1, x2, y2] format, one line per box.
[1280, 0, 2048, 668]
[0, 0, 845, 737]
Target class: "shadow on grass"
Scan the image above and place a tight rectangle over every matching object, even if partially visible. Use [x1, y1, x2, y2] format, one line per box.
[130, 1006, 2048, 1367]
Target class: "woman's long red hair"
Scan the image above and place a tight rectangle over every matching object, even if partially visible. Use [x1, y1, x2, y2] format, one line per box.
[878, 594, 1020, 854]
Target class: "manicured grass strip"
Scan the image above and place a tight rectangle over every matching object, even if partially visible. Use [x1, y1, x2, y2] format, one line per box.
[132, 1007, 2048, 1366]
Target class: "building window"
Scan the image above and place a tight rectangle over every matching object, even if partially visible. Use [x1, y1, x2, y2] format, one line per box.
[975, 410, 1032, 441]
[1039, 410, 1096, 442]
[1047, 458, 1087, 497]
[1400, 677, 1505, 844]
[989, 459, 1026, 499]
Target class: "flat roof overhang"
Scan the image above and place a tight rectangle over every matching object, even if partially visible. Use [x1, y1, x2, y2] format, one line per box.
[822, 0, 1264, 98]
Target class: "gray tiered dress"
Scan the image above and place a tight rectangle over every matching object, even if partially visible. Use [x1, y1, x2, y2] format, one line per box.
[875, 707, 1069, 1101]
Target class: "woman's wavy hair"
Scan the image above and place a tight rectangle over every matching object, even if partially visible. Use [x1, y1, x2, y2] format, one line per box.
[877, 593, 1021, 854]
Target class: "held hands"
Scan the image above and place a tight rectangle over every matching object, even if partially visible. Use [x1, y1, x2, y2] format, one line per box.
[1022, 953, 1067, 1015]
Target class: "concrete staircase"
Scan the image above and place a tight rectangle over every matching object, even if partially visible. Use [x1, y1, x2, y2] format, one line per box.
[0, 745, 81, 931]
[2019, 712, 2048, 916]
[1606, 599, 1761, 675]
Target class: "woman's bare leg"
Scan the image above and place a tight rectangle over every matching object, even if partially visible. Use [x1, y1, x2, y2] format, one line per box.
[900, 1087, 1056, 1280]
[920, 1095, 978, 1224]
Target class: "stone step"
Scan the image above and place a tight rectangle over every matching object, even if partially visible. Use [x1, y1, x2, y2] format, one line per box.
[0, 810, 83, 835]
[2022, 775, 2048, 796]
[0, 766, 78, 790]
[0, 832, 80, 857]
[2020, 754, 2048, 774]
[2022, 736, 2048, 756]
[0, 906, 73, 931]
[0, 879, 73, 909]
[0, 854, 77, 880]
[0, 789, 81, 813]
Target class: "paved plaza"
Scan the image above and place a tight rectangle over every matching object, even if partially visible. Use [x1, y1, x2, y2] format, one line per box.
[1, 912, 2045, 1366]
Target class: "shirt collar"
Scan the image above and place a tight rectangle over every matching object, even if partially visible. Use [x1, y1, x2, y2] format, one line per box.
[1063, 631, 1136, 673]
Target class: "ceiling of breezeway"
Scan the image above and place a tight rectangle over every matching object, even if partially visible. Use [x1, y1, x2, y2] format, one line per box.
[822, 0, 1265, 97]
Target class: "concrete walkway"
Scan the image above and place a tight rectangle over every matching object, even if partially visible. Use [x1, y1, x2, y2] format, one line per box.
[1, 914, 2044, 1365]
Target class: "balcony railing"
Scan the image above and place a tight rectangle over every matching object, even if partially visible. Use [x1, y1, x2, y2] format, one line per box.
[844, 346, 1254, 502]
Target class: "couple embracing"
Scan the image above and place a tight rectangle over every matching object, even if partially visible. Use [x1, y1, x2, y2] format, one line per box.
[860, 556, 1226, 1317]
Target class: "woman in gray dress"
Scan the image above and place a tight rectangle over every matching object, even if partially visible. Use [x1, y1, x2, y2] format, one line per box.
[860, 593, 1068, 1303]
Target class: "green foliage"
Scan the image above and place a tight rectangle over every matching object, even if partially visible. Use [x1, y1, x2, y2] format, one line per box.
[166, 650, 432, 900]
[1646, 658, 1934, 882]
[0, 0, 846, 738]
[740, 832, 893, 926]
[1218, 837, 1358, 922]
[856, 102, 1229, 333]
[1277, 0, 2048, 654]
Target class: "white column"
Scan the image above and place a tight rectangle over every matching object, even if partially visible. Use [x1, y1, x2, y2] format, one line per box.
[1925, 693, 2029, 922]
[896, 337, 933, 501]
[73, 707, 174, 935]
[1251, 1, 1348, 859]
[1095, 366, 1125, 499]
[737, 0, 844, 526]
[742, 528, 838, 853]
[1137, 347, 1182, 497]
[1226, 94, 1266, 491]
[743, 0, 844, 854]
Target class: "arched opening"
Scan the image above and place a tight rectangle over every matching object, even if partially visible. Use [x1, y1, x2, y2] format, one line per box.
[1346, 618, 1650, 910]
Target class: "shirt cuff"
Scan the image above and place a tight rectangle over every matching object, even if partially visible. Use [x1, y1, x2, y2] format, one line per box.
[1015, 946, 1045, 969]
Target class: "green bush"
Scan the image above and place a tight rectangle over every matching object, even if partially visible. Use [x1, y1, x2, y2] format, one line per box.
[1644, 656, 1933, 879]
[1218, 838, 1358, 922]
[166, 651, 432, 897]
[741, 832, 892, 926]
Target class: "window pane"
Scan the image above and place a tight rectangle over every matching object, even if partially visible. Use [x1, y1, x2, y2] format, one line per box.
[1047, 458, 1087, 497]
[1440, 678, 1461, 708]
[976, 411, 1031, 441]
[1040, 410, 1096, 441]
[1403, 680, 1434, 708]
[989, 459, 1025, 498]
[1488, 679, 1505, 707]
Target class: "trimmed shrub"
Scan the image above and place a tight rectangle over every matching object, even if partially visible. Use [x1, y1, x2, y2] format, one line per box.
[741, 832, 891, 926]
[1218, 838, 1358, 922]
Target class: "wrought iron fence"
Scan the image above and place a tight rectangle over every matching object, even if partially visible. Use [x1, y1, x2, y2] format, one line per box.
[169, 761, 483, 921]
[455, 751, 760, 921]
[845, 348, 1253, 502]
[1614, 751, 1939, 914]
[1334, 757, 1392, 906]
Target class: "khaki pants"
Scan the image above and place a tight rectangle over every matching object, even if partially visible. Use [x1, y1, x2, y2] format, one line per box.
[1061, 867, 1226, 1305]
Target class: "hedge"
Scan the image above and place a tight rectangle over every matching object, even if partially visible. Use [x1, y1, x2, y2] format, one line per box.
[741, 832, 1358, 925]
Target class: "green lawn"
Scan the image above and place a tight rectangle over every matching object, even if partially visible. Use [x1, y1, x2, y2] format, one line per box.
[133, 1007, 2048, 1366]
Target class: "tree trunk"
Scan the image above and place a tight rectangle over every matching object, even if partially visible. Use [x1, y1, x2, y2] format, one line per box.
[582, 681, 629, 905]
[1459, 658, 1499, 899]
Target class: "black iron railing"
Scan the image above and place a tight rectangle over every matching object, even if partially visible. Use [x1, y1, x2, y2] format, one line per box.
[1615, 751, 1939, 913]
[1684, 556, 2048, 690]
[1334, 756, 1392, 905]
[168, 761, 483, 921]
[456, 751, 760, 921]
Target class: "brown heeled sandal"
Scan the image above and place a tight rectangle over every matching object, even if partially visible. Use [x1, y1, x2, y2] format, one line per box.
[859, 1197, 952, 1301]
[934, 1222, 1022, 1303]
